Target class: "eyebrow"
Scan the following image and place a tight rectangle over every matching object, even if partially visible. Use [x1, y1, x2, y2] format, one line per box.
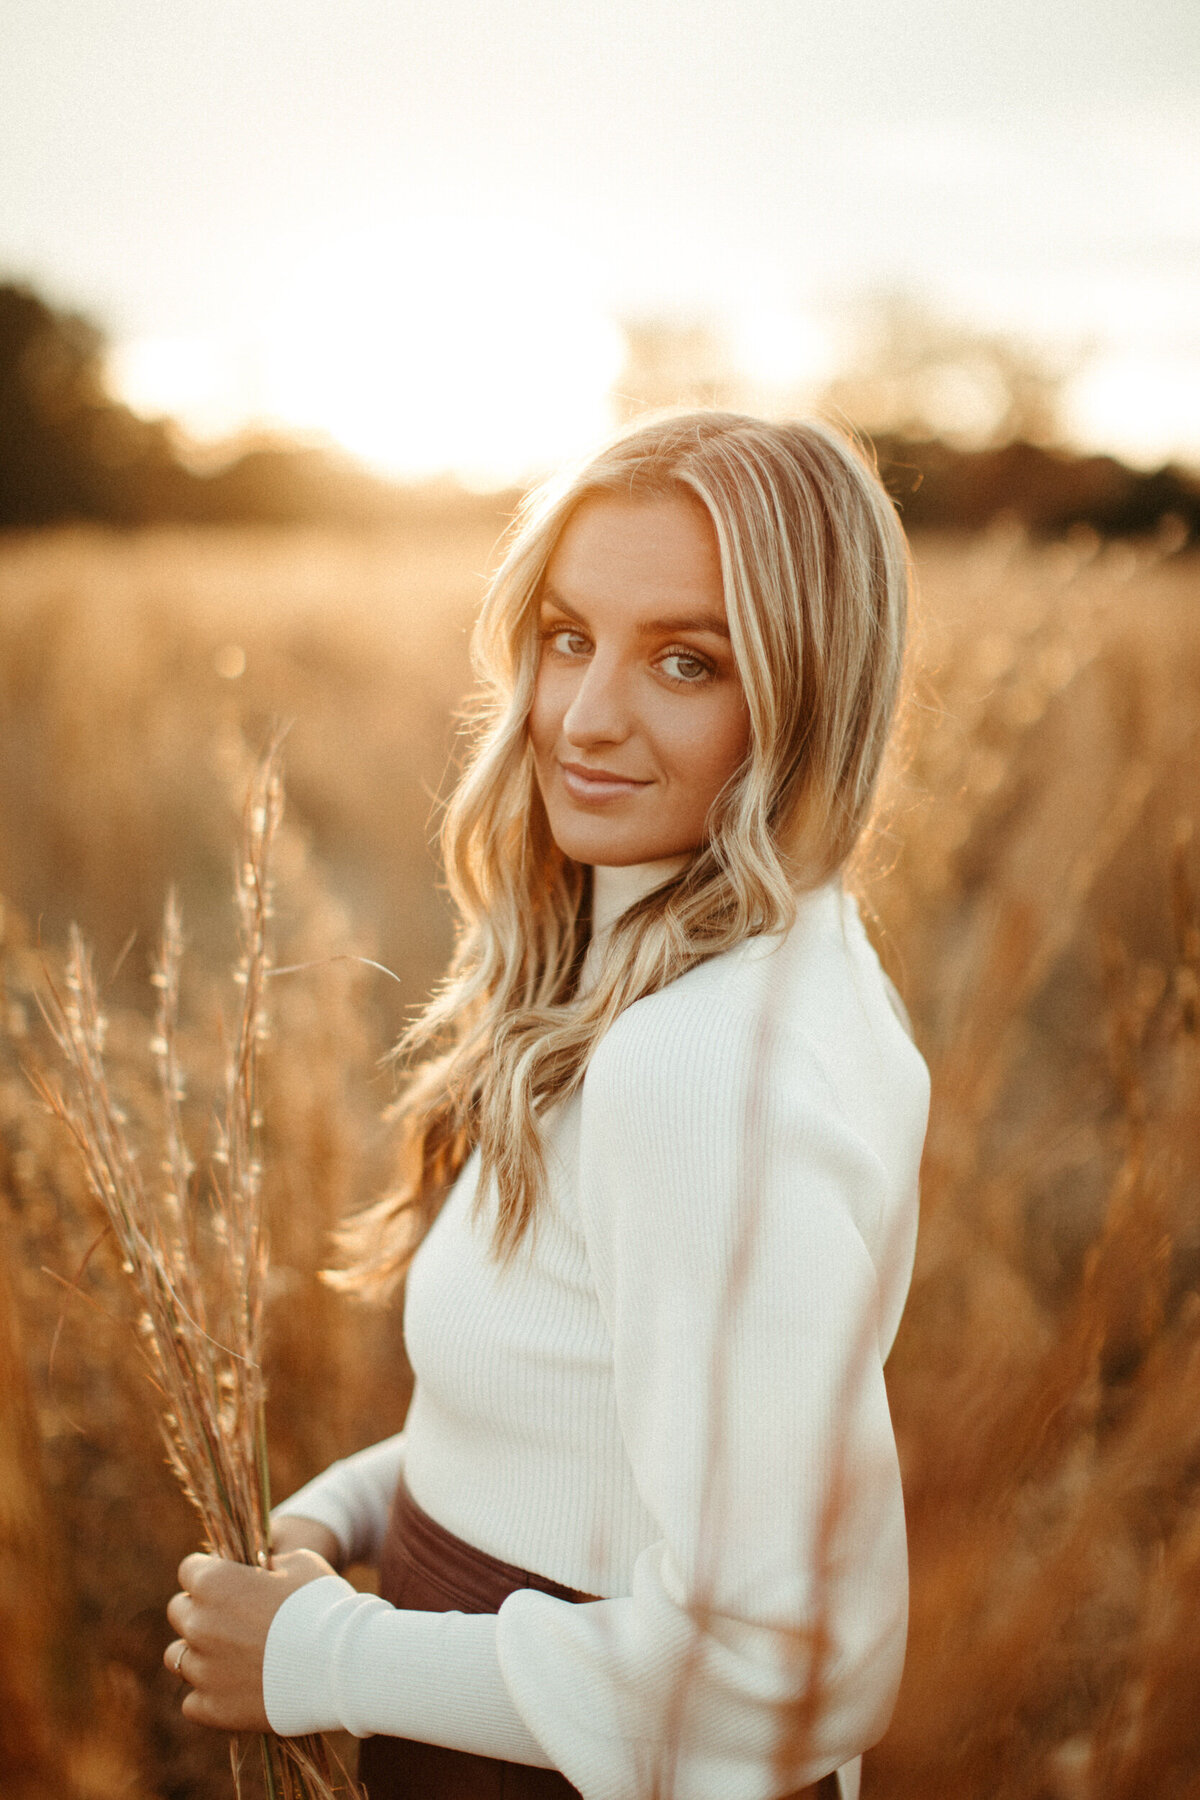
[539, 587, 731, 639]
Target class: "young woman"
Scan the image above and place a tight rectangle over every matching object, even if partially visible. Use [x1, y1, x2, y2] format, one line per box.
[164, 412, 930, 1800]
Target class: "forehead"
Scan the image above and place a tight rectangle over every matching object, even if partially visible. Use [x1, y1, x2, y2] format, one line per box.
[542, 491, 725, 621]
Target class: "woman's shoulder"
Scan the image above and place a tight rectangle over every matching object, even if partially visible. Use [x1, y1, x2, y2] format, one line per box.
[584, 881, 929, 1152]
[591, 881, 907, 1052]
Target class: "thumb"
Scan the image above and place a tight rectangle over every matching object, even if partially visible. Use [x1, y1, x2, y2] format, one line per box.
[269, 1547, 339, 1591]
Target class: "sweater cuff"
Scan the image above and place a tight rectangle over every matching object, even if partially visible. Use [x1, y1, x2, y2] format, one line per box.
[262, 1575, 553, 1766]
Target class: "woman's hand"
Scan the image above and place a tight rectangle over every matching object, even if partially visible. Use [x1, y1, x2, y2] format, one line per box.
[268, 1513, 344, 1568]
[164, 1546, 337, 1732]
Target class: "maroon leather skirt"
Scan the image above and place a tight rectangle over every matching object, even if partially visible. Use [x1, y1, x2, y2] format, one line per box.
[357, 1476, 839, 1800]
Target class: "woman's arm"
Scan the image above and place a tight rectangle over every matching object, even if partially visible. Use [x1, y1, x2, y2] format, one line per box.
[162, 1432, 410, 1728]
[269, 1430, 407, 1569]
[488, 989, 925, 1798]
[263, 1581, 553, 1762]
[269, 1514, 342, 1565]
[164, 1543, 550, 1761]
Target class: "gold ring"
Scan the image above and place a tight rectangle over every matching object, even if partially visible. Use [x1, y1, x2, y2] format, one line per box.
[173, 1641, 189, 1680]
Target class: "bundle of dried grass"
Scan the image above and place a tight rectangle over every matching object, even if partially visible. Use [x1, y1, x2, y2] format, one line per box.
[34, 743, 358, 1800]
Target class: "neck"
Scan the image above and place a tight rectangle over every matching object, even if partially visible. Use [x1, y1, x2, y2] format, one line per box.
[590, 857, 690, 938]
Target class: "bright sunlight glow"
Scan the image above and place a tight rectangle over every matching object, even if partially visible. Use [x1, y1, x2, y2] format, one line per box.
[104, 221, 1200, 480]
[109, 216, 626, 487]
[260, 217, 624, 487]
[105, 335, 253, 444]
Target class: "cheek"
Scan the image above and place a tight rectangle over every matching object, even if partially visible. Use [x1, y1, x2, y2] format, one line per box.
[527, 668, 561, 761]
[670, 696, 751, 801]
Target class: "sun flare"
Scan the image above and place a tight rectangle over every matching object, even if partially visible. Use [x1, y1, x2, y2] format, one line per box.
[107, 218, 625, 487]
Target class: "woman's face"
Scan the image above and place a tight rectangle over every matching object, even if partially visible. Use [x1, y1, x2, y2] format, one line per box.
[529, 491, 751, 867]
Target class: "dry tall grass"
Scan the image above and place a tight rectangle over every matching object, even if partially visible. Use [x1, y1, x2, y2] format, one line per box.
[0, 514, 1197, 1797]
[35, 743, 359, 1800]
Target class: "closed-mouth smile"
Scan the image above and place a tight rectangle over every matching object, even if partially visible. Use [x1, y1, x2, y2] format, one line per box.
[558, 761, 651, 802]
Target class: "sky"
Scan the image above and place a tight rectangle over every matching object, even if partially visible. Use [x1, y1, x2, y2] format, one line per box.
[3, 0, 1198, 483]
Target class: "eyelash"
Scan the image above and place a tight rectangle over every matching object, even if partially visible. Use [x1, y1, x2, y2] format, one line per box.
[539, 626, 716, 687]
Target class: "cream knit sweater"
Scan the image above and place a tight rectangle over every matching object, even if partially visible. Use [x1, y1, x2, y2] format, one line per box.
[265, 872, 929, 1800]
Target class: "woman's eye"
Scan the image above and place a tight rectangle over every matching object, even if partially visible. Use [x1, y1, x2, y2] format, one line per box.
[660, 650, 712, 684]
[544, 626, 590, 657]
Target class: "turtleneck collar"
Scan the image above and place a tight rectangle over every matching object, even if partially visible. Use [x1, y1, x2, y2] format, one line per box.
[576, 860, 691, 999]
[589, 858, 689, 939]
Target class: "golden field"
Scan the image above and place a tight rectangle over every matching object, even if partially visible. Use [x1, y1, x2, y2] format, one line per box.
[1, 513, 1198, 1798]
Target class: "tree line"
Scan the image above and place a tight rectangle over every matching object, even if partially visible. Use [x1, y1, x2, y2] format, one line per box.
[2, 280, 1197, 541]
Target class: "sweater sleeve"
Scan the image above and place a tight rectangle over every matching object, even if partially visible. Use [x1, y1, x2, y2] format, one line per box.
[493, 992, 917, 1799]
[270, 1432, 406, 1568]
[263, 1578, 553, 1763]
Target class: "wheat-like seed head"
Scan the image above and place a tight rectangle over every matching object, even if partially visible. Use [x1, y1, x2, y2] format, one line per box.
[37, 739, 360, 1800]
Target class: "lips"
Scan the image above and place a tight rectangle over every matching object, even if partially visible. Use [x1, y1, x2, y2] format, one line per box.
[558, 761, 651, 803]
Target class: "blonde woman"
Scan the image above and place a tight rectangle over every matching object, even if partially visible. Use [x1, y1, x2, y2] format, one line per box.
[164, 412, 930, 1800]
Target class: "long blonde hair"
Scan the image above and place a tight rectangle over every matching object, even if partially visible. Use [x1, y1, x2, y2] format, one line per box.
[330, 411, 912, 1295]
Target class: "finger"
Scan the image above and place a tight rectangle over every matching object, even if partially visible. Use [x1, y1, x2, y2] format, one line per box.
[165, 1638, 202, 1687]
[271, 1547, 335, 1585]
[181, 1686, 230, 1730]
[165, 1591, 194, 1635]
[181, 1684, 268, 1734]
[180, 1687, 207, 1726]
[181, 1553, 267, 1605]
[178, 1551, 215, 1592]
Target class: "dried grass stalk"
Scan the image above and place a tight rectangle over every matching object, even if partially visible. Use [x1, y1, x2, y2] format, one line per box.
[35, 742, 360, 1800]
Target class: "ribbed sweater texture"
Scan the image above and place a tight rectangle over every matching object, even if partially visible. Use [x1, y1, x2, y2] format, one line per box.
[266, 879, 929, 1799]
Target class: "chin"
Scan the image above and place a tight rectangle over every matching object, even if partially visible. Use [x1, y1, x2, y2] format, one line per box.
[560, 840, 660, 868]
[549, 818, 683, 868]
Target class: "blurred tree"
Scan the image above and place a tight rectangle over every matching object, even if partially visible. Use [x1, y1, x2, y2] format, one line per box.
[2, 280, 1192, 539]
[822, 291, 1077, 449]
[0, 279, 506, 529]
[0, 281, 189, 525]
[874, 434, 1200, 540]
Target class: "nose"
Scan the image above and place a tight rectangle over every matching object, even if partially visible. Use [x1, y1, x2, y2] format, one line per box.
[561, 653, 632, 748]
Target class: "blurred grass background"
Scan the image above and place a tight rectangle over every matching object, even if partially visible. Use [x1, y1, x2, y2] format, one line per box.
[4, 0, 1199, 1787]
[0, 501, 1197, 1797]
